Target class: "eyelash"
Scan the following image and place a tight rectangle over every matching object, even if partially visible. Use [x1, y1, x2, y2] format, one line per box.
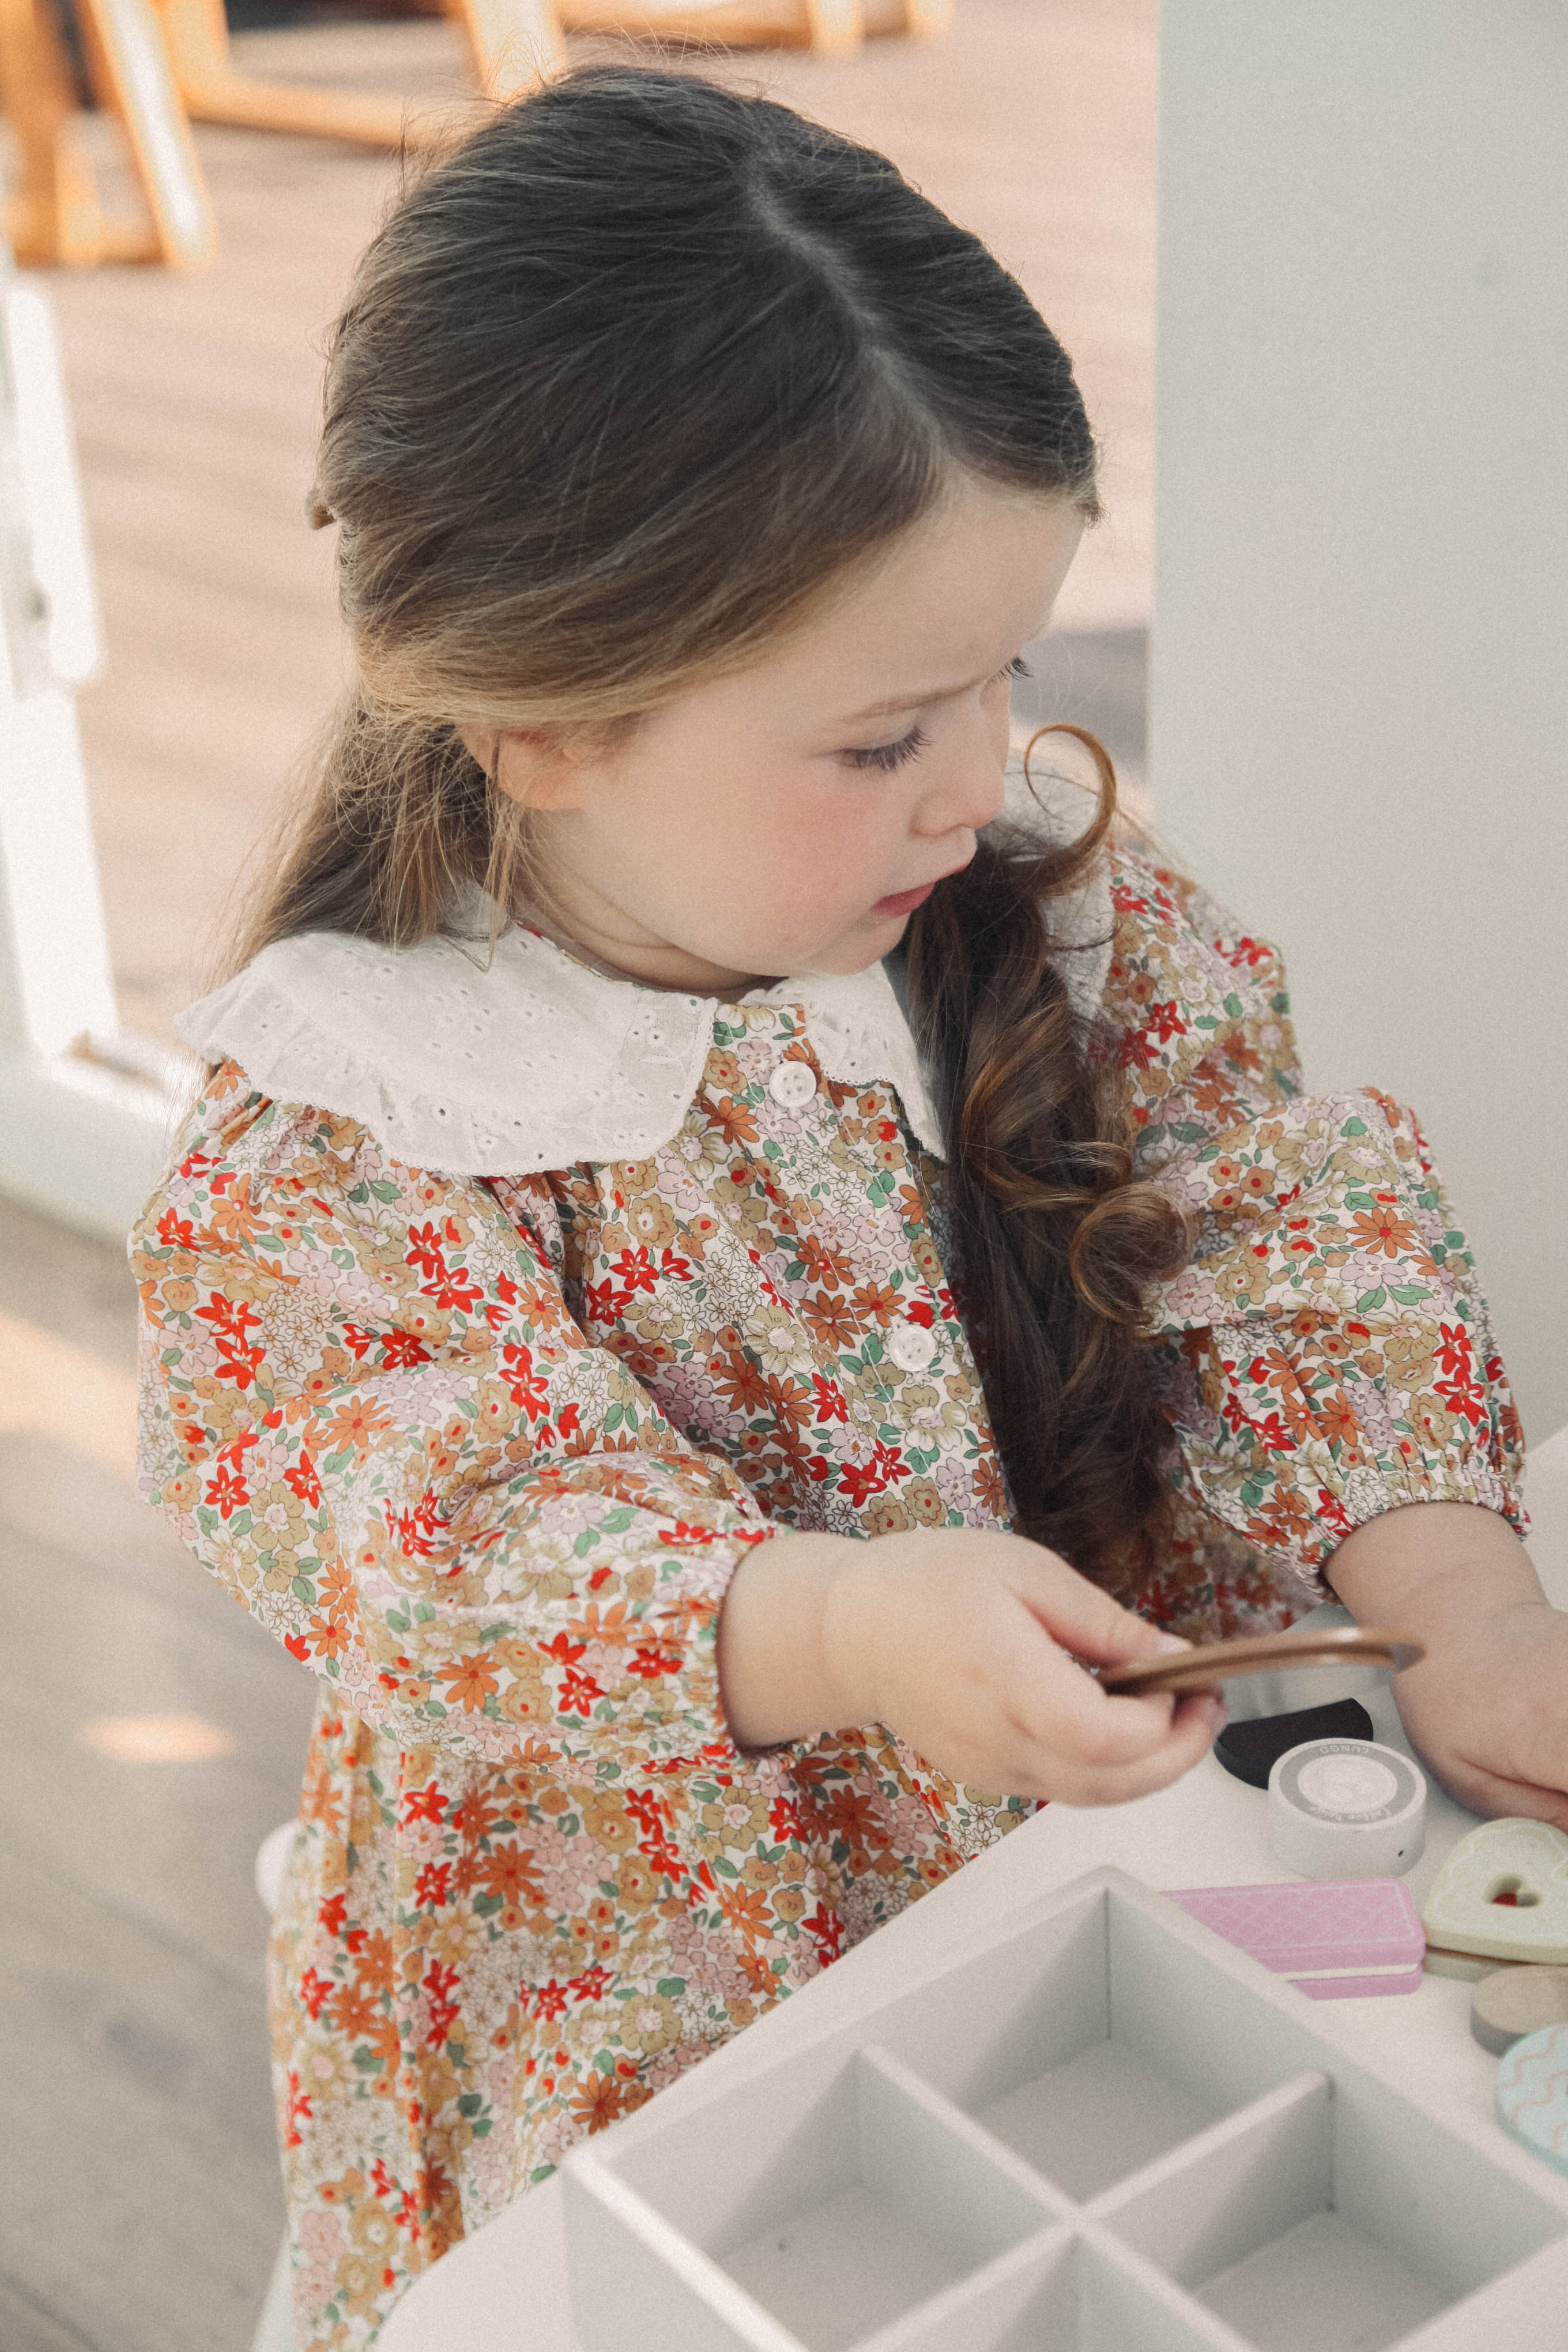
[842, 657, 1032, 772]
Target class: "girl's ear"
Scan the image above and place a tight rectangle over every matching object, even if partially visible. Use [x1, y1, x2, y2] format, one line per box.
[454, 723, 591, 812]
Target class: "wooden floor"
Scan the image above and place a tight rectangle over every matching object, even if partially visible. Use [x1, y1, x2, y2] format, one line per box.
[40, 0, 1156, 1048]
[0, 10, 1152, 2347]
[0, 1193, 318, 2352]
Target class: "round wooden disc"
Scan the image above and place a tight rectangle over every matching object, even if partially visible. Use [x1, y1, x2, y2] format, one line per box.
[1473, 1965, 1568, 2057]
[1100, 1625, 1424, 1697]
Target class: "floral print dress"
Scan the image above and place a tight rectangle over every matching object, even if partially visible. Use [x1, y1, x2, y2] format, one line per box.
[131, 834, 1524, 2349]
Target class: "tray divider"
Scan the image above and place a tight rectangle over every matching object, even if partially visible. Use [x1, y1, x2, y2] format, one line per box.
[1086, 2067, 1331, 2244]
[1073, 2214, 1265, 2352]
[857, 2042, 1081, 2224]
[840, 2221, 1076, 2352]
[563, 2146, 808, 2352]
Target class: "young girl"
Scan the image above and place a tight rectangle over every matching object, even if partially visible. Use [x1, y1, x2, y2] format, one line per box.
[131, 65, 1568, 2350]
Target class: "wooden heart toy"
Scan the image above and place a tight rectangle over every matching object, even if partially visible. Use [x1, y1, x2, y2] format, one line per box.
[1422, 1818, 1568, 1967]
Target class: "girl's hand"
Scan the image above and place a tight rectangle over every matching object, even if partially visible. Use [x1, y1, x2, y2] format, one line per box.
[1388, 1600, 1568, 1831]
[1329, 1500, 1568, 1831]
[718, 1526, 1225, 1806]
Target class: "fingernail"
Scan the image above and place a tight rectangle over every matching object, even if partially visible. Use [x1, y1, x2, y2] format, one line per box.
[1153, 1632, 1190, 1654]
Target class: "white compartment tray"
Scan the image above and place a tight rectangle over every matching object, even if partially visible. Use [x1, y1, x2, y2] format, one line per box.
[563, 1868, 1568, 2351]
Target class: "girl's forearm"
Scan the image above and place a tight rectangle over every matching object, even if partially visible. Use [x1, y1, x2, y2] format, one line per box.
[1325, 1499, 1547, 1634]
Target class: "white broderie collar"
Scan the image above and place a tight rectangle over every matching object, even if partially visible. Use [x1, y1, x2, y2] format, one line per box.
[175, 764, 1113, 1178]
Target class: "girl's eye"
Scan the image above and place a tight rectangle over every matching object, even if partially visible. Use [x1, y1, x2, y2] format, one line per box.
[839, 661, 1028, 771]
[843, 723, 930, 774]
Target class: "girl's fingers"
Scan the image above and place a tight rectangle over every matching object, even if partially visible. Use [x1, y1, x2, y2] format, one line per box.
[1002, 1621, 1197, 1769]
[1045, 1694, 1226, 1809]
[1002, 1547, 1189, 1669]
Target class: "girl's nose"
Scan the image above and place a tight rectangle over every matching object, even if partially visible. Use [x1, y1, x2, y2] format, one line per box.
[914, 741, 1008, 842]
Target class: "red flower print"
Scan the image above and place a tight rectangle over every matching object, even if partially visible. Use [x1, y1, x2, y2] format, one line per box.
[608, 1246, 662, 1296]
[379, 1329, 432, 1370]
[557, 1667, 606, 1717]
[284, 2068, 312, 2149]
[203, 1463, 250, 1519]
[499, 1341, 551, 1420]
[299, 1967, 334, 2021]
[803, 1904, 845, 1962]
[1118, 1027, 1162, 1071]
[811, 1373, 849, 1426]
[421, 1960, 461, 2048]
[628, 1644, 681, 1679]
[583, 1277, 634, 1325]
[405, 1223, 449, 1279]
[531, 1981, 570, 2022]
[284, 1453, 322, 1507]
[413, 1862, 453, 1909]
[401, 1782, 448, 1827]
[1222, 935, 1273, 969]
[837, 1456, 885, 1507]
[387, 1487, 450, 1560]
[195, 1294, 266, 1389]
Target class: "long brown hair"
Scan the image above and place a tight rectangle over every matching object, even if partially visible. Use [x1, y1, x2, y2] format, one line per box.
[236, 65, 1185, 1580]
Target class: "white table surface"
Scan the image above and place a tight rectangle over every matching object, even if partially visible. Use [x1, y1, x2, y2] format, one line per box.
[382, 1428, 1568, 2351]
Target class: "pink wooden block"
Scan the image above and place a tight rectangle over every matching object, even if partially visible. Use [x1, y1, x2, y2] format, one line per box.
[1164, 1879, 1426, 1999]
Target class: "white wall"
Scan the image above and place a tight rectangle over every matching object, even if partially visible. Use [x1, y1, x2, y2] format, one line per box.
[1151, 0, 1568, 1442]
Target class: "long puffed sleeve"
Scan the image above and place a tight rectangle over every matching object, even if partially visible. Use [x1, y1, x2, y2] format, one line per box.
[1105, 845, 1526, 1589]
[130, 1066, 775, 1772]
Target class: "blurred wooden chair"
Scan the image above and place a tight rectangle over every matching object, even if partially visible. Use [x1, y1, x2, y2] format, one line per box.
[149, 0, 563, 145]
[0, 0, 216, 265]
[555, 0, 950, 54]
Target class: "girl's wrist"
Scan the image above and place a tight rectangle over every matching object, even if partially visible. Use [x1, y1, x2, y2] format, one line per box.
[1326, 1499, 1544, 1639]
[717, 1531, 874, 1750]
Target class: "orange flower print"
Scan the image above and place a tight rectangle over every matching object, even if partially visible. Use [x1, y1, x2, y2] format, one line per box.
[439, 1654, 501, 1712]
[315, 1396, 393, 1455]
[1348, 1199, 1418, 1258]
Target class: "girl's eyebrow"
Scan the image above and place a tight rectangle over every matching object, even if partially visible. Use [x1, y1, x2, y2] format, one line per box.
[839, 667, 996, 724]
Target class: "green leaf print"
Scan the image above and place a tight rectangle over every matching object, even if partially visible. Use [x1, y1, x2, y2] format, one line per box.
[1357, 1287, 1386, 1311]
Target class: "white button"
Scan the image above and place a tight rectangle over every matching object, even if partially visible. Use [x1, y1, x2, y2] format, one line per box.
[886, 1318, 937, 1373]
[769, 1060, 818, 1109]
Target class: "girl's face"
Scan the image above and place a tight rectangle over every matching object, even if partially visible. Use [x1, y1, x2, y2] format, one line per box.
[472, 480, 1084, 993]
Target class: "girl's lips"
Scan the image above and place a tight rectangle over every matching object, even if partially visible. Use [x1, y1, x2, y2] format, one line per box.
[871, 881, 936, 918]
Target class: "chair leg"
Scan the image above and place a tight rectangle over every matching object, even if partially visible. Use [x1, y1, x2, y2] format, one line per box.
[896, 0, 951, 32]
[446, 0, 564, 100]
[801, 0, 863, 50]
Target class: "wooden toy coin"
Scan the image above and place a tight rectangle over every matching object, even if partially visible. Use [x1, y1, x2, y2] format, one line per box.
[1472, 1966, 1568, 2057]
[1101, 1624, 1423, 1697]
